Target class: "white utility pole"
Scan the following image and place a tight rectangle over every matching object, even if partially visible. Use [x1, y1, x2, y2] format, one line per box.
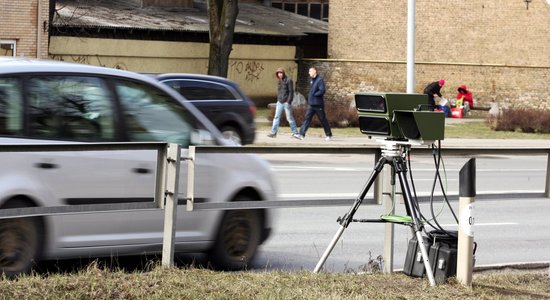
[406, 0, 416, 93]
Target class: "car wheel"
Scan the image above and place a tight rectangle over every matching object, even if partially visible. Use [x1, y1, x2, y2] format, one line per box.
[208, 203, 261, 270]
[220, 126, 243, 145]
[0, 199, 43, 277]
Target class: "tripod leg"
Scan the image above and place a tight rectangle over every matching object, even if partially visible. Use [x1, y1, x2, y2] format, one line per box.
[394, 157, 436, 287]
[313, 156, 387, 273]
[313, 226, 345, 273]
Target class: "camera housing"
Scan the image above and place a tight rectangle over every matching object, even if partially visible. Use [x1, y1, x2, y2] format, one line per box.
[355, 92, 445, 143]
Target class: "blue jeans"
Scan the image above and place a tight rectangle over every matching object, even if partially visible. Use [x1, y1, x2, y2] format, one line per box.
[271, 101, 298, 134]
[299, 105, 332, 137]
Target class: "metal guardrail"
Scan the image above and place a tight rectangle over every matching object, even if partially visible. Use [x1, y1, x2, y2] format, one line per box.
[1, 143, 549, 270]
[0, 142, 182, 267]
[185, 145, 550, 212]
[186, 144, 550, 275]
[0, 142, 173, 218]
[4, 143, 546, 216]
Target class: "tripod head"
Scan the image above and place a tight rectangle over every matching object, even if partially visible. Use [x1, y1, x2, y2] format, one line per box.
[378, 138, 414, 160]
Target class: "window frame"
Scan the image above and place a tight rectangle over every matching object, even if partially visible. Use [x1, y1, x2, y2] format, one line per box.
[0, 40, 17, 57]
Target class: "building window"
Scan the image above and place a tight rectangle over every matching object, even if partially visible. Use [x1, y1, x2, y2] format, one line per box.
[0, 40, 16, 56]
[283, 3, 296, 13]
[272, 1, 329, 22]
[322, 4, 329, 21]
[297, 3, 308, 16]
[309, 3, 321, 19]
[0, 40, 16, 57]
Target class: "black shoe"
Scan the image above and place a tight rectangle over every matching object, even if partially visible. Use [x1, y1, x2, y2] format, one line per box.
[267, 133, 277, 138]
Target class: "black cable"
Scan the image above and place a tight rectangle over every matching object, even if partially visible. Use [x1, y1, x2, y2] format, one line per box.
[406, 146, 438, 231]
[427, 141, 459, 238]
[427, 142, 450, 233]
[432, 142, 458, 223]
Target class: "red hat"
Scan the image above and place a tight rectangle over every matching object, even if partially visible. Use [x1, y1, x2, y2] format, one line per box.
[439, 79, 445, 85]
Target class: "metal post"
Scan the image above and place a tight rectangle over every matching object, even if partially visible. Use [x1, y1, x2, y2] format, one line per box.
[545, 153, 550, 198]
[162, 143, 181, 267]
[457, 158, 476, 286]
[186, 146, 196, 211]
[383, 166, 395, 273]
[374, 150, 383, 204]
[406, 0, 416, 94]
[36, 0, 42, 58]
[155, 146, 168, 209]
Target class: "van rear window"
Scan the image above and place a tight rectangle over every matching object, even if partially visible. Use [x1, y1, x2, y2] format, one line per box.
[0, 77, 23, 136]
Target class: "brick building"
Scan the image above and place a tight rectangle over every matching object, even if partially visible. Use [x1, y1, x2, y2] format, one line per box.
[0, 0, 49, 58]
[4, 0, 549, 109]
[298, 0, 550, 109]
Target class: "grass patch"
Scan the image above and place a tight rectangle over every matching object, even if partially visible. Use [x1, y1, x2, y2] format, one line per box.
[257, 108, 550, 140]
[255, 106, 272, 119]
[1, 265, 548, 299]
[445, 121, 550, 139]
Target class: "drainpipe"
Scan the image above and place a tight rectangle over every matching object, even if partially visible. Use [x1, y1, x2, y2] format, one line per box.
[36, 0, 42, 59]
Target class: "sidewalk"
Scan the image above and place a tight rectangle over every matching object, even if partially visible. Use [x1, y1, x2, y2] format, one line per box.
[254, 118, 550, 148]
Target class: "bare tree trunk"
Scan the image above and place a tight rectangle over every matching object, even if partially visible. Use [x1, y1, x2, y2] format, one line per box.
[207, 0, 238, 77]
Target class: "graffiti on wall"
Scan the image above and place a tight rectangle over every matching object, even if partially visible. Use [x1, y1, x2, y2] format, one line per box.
[50, 55, 128, 70]
[230, 60, 265, 82]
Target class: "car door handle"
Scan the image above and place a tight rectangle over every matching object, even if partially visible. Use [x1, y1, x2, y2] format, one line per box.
[34, 162, 58, 169]
[132, 167, 152, 174]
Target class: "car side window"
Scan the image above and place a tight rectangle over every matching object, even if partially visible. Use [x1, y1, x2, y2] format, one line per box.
[27, 76, 115, 141]
[163, 80, 237, 101]
[0, 77, 24, 136]
[115, 79, 195, 146]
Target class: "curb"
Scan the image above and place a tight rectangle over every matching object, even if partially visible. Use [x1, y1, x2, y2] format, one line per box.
[473, 261, 550, 273]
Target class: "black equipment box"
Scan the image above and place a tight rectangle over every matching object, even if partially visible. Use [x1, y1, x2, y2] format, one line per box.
[403, 236, 429, 277]
[403, 231, 458, 284]
[429, 240, 457, 284]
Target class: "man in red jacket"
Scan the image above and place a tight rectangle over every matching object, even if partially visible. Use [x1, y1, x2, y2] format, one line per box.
[456, 84, 473, 115]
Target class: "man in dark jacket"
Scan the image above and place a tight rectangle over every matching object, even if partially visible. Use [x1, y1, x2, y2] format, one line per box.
[423, 79, 445, 110]
[297, 67, 333, 141]
[268, 67, 300, 138]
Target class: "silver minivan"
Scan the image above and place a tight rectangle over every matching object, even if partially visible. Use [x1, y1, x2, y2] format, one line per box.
[0, 58, 276, 276]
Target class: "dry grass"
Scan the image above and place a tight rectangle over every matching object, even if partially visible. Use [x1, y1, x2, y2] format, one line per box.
[1, 264, 548, 300]
[487, 108, 550, 134]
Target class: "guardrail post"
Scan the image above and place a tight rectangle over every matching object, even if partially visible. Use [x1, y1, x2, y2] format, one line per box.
[374, 150, 383, 204]
[155, 145, 169, 209]
[186, 146, 196, 211]
[162, 143, 181, 268]
[383, 166, 395, 273]
[545, 153, 550, 198]
[457, 158, 476, 286]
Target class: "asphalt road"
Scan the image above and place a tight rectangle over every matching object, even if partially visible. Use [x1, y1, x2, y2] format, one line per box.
[251, 153, 549, 272]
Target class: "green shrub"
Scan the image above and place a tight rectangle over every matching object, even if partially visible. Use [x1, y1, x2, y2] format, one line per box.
[268, 103, 358, 128]
[487, 108, 550, 134]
